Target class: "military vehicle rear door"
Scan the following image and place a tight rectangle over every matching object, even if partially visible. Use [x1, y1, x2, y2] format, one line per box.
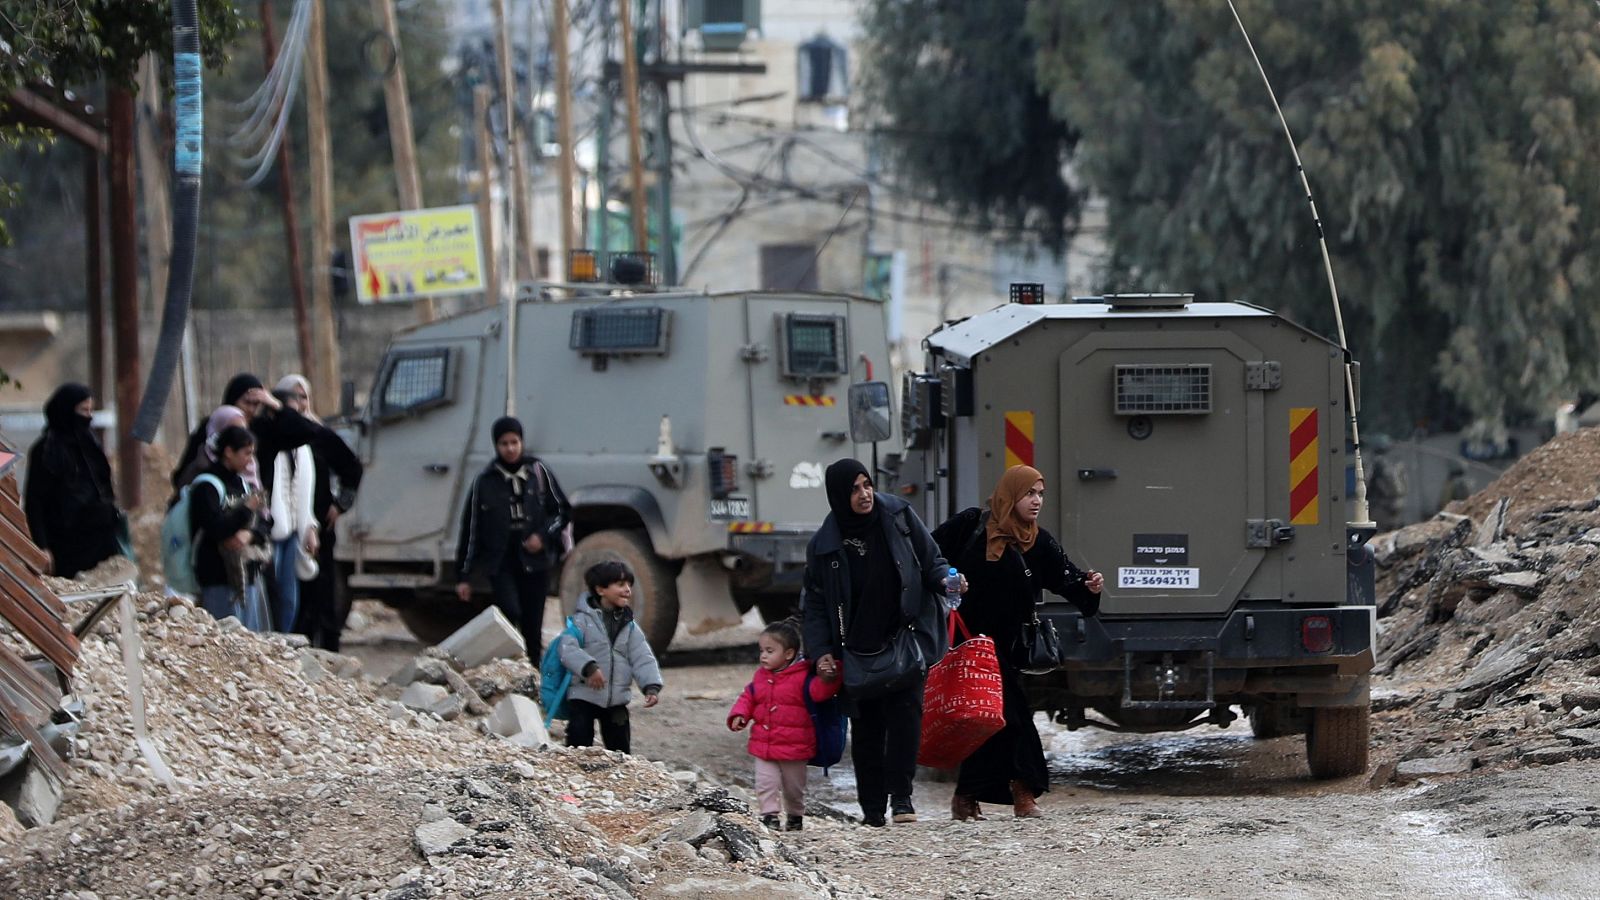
[1059, 333, 1272, 616]
[743, 295, 855, 523]
[351, 337, 487, 568]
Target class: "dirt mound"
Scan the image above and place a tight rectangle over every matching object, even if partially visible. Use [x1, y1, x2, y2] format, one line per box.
[1368, 431, 1600, 784]
[1451, 426, 1600, 535]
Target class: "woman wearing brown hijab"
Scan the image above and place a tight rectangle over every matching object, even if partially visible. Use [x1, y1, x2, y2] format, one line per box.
[931, 465, 1103, 820]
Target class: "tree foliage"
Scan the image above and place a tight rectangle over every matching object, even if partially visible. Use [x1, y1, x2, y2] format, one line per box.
[0, 0, 246, 90]
[1027, 0, 1600, 436]
[859, 0, 1083, 247]
[862, 0, 1600, 435]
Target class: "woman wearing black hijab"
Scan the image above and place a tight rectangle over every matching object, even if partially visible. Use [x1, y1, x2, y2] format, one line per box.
[800, 458, 949, 827]
[24, 383, 122, 578]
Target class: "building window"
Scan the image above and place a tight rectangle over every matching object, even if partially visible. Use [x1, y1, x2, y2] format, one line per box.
[761, 243, 820, 291]
[797, 35, 849, 104]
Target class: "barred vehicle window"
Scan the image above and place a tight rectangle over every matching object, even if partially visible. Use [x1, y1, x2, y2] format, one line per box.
[1114, 364, 1212, 415]
[380, 351, 450, 415]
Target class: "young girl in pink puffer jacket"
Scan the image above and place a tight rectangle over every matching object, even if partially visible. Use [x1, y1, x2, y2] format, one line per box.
[728, 619, 840, 832]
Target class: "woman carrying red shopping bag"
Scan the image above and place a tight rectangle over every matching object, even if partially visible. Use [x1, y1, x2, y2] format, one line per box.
[918, 607, 1005, 771]
[932, 465, 1103, 821]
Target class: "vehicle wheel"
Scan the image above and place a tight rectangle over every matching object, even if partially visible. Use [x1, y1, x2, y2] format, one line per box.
[558, 529, 679, 655]
[396, 594, 478, 646]
[1248, 703, 1291, 739]
[1305, 705, 1370, 778]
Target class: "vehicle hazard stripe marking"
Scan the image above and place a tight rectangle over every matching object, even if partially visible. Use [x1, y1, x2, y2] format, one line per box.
[1289, 407, 1319, 525]
[1004, 411, 1035, 468]
[783, 395, 836, 407]
[727, 522, 775, 534]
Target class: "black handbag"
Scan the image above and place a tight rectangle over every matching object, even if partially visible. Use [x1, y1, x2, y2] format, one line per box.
[835, 574, 927, 699]
[843, 623, 927, 699]
[1014, 608, 1063, 676]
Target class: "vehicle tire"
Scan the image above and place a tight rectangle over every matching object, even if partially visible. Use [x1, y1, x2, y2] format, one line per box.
[1248, 703, 1291, 739]
[396, 594, 477, 646]
[1305, 705, 1370, 778]
[558, 529, 679, 655]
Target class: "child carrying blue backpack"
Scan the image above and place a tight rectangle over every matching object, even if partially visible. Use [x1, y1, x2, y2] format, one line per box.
[727, 619, 845, 832]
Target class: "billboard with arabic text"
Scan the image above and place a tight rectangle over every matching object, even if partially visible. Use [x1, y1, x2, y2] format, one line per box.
[349, 205, 486, 304]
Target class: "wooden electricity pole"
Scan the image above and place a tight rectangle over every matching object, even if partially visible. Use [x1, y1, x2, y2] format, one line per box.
[368, 0, 431, 320]
[490, 0, 534, 280]
[474, 86, 499, 322]
[553, 0, 577, 264]
[618, 0, 648, 252]
[306, 0, 341, 414]
[108, 88, 143, 507]
[260, 0, 315, 381]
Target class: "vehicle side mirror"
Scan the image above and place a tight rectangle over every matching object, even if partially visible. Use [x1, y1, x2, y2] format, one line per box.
[848, 381, 894, 444]
[339, 379, 358, 421]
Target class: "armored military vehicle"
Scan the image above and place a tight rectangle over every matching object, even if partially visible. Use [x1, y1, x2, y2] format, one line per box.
[337, 285, 897, 653]
[899, 290, 1377, 777]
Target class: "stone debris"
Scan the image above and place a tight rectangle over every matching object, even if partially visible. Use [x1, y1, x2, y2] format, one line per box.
[0, 591, 867, 898]
[1372, 425, 1600, 783]
[436, 606, 525, 668]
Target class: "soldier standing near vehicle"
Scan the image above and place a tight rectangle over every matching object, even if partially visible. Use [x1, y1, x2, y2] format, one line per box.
[1437, 462, 1471, 513]
[1365, 436, 1407, 532]
[454, 417, 571, 659]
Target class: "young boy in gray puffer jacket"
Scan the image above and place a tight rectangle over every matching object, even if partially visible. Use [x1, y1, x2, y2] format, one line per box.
[557, 560, 663, 753]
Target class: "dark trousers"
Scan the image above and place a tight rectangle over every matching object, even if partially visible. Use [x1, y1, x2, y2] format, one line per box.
[490, 556, 548, 661]
[849, 679, 925, 817]
[565, 699, 631, 753]
[956, 667, 1048, 804]
[294, 531, 350, 652]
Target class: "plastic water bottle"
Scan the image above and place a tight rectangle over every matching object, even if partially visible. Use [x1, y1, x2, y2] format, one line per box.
[944, 567, 962, 610]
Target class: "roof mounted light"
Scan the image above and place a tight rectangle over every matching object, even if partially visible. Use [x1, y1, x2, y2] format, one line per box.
[568, 249, 601, 283]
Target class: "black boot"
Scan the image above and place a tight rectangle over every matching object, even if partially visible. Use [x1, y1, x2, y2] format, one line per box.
[761, 813, 781, 831]
[786, 815, 803, 832]
[891, 796, 917, 824]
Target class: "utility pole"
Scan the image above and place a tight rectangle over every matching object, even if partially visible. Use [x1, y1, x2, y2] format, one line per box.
[618, 0, 648, 252]
[474, 86, 499, 323]
[306, 0, 341, 414]
[596, 0, 614, 256]
[108, 88, 142, 507]
[552, 0, 577, 266]
[260, 0, 315, 381]
[369, 0, 431, 320]
[84, 148, 105, 401]
[490, 0, 533, 280]
[652, 0, 674, 283]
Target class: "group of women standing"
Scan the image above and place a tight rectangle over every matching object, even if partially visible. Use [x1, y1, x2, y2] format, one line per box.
[802, 458, 1102, 824]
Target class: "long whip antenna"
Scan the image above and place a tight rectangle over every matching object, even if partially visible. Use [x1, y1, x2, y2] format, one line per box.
[1224, 0, 1373, 530]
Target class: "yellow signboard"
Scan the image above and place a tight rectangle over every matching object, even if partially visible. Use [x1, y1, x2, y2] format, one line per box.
[349, 205, 486, 304]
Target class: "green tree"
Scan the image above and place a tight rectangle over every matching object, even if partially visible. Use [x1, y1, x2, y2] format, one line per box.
[862, 0, 1600, 436]
[860, 0, 1083, 247]
[1028, 0, 1600, 436]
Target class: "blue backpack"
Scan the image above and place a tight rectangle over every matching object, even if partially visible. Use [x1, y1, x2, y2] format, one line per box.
[539, 617, 585, 727]
[804, 672, 848, 772]
[160, 474, 225, 596]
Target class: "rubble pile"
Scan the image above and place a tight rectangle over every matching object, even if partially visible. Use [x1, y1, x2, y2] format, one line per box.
[1369, 427, 1600, 785]
[0, 594, 861, 897]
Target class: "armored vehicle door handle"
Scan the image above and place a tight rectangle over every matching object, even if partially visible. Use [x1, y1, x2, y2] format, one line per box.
[424, 463, 450, 474]
[1077, 468, 1117, 482]
[821, 430, 848, 442]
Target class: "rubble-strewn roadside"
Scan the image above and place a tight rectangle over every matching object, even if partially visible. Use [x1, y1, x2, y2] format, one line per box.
[1368, 427, 1600, 785]
[0, 593, 864, 898]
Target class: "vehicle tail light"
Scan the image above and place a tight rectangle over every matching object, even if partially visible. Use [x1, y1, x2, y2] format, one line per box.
[708, 448, 738, 498]
[1301, 615, 1333, 653]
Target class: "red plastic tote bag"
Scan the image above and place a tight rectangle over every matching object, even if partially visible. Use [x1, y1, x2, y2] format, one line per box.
[917, 609, 1006, 769]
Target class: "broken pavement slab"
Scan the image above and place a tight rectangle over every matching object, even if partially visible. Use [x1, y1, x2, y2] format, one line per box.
[436, 606, 526, 669]
[0, 761, 63, 827]
[1394, 754, 1475, 783]
[1488, 571, 1543, 596]
[413, 818, 475, 856]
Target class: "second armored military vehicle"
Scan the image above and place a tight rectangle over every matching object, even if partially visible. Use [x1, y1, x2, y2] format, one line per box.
[898, 289, 1377, 777]
[337, 285, 898, 652]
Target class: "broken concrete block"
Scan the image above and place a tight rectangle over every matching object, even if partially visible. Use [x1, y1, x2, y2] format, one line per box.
[1394, 754, 1475, 782]
[1520, 744, 1600, 766]
[1489, 571, 1542, 595]
[660, 809, 718, 847]
[0, 762, 63, 827]
[1473, 498, 1509, 548]
[217, 616, 245, 634]
[306, 648, 362, 680]
[1557, 728, 1600, 746]
[488, 695, 544, 737]
[1366, 761, 1398, 789]
[437, 606, 526, 668]
[430, 694, 465, 721]
[388, 656, 453, 687]
[399, 682, 450, 712]
[298, 651, 327, 683]
[414, 818, 474, 856]
[1561, 688, 1600, 711]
